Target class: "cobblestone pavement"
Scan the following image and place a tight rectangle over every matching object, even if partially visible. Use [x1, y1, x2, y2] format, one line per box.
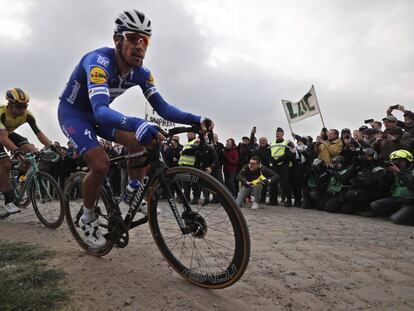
[1, 203, 413, 310]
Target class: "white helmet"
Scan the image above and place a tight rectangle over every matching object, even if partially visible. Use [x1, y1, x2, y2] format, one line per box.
[114, 9, 152, 36]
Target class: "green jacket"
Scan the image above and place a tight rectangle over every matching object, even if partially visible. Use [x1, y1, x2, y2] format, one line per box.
[392, 166, 414, 198]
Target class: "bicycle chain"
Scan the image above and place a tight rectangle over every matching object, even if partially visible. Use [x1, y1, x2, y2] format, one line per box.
[108, 215, 129, 248]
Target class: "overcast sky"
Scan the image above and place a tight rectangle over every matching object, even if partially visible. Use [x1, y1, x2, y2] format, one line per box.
[0, 0, 413, 146]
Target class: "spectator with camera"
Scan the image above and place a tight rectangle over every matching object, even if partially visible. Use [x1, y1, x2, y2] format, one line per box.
[315, 128, 343, 165]
[362, 128, 381, 147]
[235, 156, 277, 209]
[323, 155, 356, 213]
[393, 105, 414, 153]
[340, 128, 362, 164]
[369, 150, 414, 225]
[251, 134, 272, 203]
[373, 114, 403, 160]
[302, 158, 331, 210]
[354, 127, 372, 148]
[163, 137, 182, 168]
[237, 135, 255, 194]
[343, 148, 390, 214]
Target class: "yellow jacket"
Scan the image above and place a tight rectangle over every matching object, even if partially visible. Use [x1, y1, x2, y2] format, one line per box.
[317, 138, 343, 165]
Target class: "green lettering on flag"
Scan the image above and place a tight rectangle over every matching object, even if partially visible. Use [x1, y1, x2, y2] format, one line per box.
[298, 101, 305, 116]
[303, 92, 316, 111]
[286, 101, 298, 119]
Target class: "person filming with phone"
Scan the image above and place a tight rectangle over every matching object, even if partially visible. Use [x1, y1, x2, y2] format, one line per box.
[385, 104, 414, 153]
[315, 128, 343, 165]
[373, 106, 404, 160]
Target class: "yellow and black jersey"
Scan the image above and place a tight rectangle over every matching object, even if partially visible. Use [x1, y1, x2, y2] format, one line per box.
[0, 105, 40, 134]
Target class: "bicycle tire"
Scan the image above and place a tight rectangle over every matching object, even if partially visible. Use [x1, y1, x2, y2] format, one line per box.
[147, 166, 250, 289]
[30, 171, 65, 229]
[63, 172, 114, 256]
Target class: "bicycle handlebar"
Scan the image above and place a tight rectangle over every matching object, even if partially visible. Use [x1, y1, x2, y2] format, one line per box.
[166, 124, 215, 146]
[107, 123, 215, 168]
[11, 148, 60, 168]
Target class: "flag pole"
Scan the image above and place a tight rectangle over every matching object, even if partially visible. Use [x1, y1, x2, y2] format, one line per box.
[312, 85, 326, 128]
[281, 100, 295, 139]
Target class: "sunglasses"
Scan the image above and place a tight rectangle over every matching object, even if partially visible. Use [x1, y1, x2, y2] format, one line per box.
[121, 32, 150, 46]
[14, 104, 28, 110]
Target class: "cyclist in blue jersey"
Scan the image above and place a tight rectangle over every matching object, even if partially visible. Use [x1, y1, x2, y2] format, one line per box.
[58, 9, 214, 248]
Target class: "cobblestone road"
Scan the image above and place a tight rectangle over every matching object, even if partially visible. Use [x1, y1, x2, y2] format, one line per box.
[1, 203, 413, 310]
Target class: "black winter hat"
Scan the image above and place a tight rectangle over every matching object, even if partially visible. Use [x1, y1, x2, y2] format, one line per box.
[276, 127, 284, 132]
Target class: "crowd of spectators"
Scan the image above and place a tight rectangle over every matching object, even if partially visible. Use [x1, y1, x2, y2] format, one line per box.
[37, 104, 414, 226]
[39, 139, 128, 199]
[161, 104, 414, 226]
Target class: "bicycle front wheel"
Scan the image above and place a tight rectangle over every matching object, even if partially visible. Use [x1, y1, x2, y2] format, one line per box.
[147, 166, 250, 289]
[30, 171, 65, 229]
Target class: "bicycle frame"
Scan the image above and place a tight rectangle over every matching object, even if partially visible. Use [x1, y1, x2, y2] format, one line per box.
[103, 142, 193, 236]
[11, 151, 58, 204]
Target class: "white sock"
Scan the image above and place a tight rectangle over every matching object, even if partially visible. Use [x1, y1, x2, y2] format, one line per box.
[82, 208, 95, 223]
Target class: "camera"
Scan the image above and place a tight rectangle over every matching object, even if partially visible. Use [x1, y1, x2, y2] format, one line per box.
[390, 104, 400, 110]
[322, 127, 328, 132]
[364, 119, 374, 124]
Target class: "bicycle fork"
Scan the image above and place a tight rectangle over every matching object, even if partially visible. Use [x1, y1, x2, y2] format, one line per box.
[157, 173, 191, 235]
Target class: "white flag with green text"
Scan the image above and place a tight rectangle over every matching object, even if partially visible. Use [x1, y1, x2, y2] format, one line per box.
[282, 85, 320, 124]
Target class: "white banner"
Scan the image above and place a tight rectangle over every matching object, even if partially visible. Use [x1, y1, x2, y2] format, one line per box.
[145, 103, 176, 130]
[282, 85, 320, 124]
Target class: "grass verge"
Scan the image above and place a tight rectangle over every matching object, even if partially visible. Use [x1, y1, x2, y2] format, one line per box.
[0, 240, 70, 311]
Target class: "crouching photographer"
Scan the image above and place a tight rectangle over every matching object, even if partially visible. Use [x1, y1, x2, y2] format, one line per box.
[343, 148, 390, 214]
[302, 159, 331, 210]
[235, 156, 278, 209]
[368, 150, 414, 225]
[322, 156, 356, 213]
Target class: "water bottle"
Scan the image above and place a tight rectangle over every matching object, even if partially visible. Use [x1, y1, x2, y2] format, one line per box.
[123, 179, 140, 205]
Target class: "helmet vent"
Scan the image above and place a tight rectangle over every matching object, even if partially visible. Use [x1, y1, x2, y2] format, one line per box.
[125, 11, 135, 23]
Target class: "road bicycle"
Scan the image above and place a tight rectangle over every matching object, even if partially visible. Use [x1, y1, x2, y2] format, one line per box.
[7, 149, 65, 228]
[63, 125, 250, 289]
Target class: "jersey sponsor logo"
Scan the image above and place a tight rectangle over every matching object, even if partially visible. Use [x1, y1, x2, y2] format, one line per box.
[90, 66, 108, 84]
[66, 80, 81, 104]
[84, 129, 92, 140]
[88, 87, 110, 98]
[146, 73, 155, 86]
[66, 127, 77, 135]
[123, 80, 137, 87]
[96, 55, 110, 67]
[108, 87, 127, 99]
[144, 86, 158, 99]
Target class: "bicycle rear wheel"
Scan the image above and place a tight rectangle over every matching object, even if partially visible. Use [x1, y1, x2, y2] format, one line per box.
[63, 172, 114, 256]
[147, 166, 250, 289]
[30, 171, 65, 229]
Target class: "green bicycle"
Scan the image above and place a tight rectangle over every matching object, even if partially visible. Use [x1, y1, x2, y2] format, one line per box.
[8, 149, 65, 228]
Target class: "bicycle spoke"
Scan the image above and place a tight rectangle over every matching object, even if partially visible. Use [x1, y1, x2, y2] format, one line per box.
[149, 166, 250, 288]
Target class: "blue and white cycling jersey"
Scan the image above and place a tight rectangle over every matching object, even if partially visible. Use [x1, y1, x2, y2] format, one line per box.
[58, 47, 201, 154]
